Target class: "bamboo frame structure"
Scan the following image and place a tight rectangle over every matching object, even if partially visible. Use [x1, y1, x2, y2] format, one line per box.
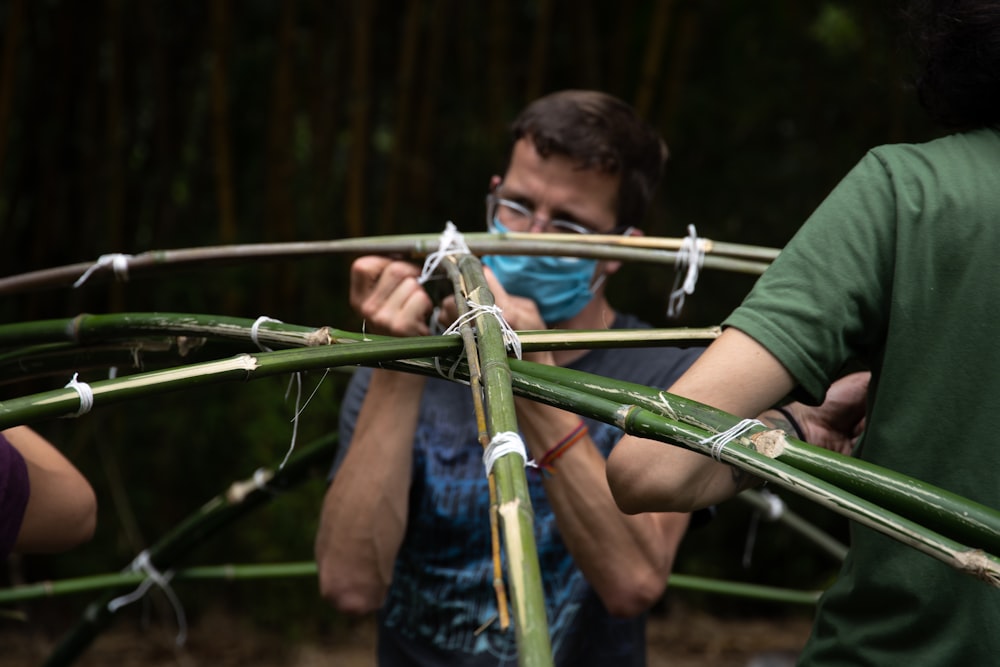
[4, 231, 1000, 663]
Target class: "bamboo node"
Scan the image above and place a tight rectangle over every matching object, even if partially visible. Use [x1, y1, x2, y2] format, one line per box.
[751, 429, 787, 458]
[226, 468, 274, 503]
[306, 326, 332, 346]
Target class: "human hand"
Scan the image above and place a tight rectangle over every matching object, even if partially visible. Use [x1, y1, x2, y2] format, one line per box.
[480, 265, 546, 331]
[784, 371, 869, 455]
[349, 256, 435, 337]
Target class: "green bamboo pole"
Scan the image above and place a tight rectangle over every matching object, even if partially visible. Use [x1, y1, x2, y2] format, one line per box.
[5, 318, 992, 600]
[0, 232, 774, 295]
[451, 253, 553, 667]
[40, 433, 338, 667]
[0, 336, 460, 429]
[0, 313, 716, 355]
[512, 360, 1000, 556]
[503, 364, 1000, 585]
[21, 315, 975, 576]
[2, 562, 821, 607]
[365, 354, 999, 583]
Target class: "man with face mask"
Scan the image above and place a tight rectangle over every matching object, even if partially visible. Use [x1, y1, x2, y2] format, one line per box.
[315, 91, 706, 666]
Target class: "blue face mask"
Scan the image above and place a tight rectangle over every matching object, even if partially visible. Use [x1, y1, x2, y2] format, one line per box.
[482, 218, 599, 324]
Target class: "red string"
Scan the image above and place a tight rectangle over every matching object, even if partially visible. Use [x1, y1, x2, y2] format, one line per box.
[538, 419, 588, 476]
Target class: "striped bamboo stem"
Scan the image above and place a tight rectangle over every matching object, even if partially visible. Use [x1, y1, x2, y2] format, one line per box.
[0, 232, 774, 295]
[512, 359, 1000, 556]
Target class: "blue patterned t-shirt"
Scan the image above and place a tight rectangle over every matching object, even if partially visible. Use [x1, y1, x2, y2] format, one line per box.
[336, 313, 701, 666]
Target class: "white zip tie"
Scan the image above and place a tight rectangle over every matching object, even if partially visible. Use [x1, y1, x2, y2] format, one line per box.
[73, 253, 133, 288]
[63, 373, 94, 417]
[418, 221, 470, 284]
[701, 418, 764, 462]
[107, 550, 188, 646]
[442, 302, 522, 360]
[483, 431, 531, 476]
[667, 224, 704, 318]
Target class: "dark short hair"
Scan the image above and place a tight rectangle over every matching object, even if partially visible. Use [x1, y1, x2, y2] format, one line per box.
[911, 0, 1000, 129]
[507, 90, 669, 229]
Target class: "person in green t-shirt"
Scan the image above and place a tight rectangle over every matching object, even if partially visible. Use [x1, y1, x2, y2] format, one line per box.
[607, 1, 1000, 664]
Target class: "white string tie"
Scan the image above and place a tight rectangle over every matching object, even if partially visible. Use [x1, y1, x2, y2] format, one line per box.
[73, 253, 133, 288]
[701, 418, 764, 462]
[428, 305, 448, 335]
[667, 224, 704, 318]
[250, 315, 282, 352]
[250, 315, 307, 470]
[483, 431, 530, 476]
[418, 221, 470, 284]
[433, 349, 469, 383]
[107, 550, 188, 646]
[63, 373, 94, 417]
[442, 302, 522, 360]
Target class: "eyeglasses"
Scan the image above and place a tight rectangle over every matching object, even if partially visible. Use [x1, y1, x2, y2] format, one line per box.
[485, 193, 628, 236]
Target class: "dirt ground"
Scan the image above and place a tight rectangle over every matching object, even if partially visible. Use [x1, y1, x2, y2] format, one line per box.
[1, 602, 812, 667]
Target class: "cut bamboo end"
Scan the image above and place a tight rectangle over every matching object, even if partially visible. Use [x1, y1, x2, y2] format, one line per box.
[751, 429, 787, 458]
[954, 549, 1000, 587]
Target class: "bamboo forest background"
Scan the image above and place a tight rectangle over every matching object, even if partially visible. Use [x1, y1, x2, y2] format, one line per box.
[2, 0, 938, 641]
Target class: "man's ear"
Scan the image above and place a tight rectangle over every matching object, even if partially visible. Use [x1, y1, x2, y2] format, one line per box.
[488, 175, 502, 191]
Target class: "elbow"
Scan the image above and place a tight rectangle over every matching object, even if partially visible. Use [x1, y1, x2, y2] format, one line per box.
[34, 483, 98, 552]
[317, 568, 386, 616]
[72, 487, 98, 546]
[601, 565, 672, 618]
[606, 443, 662, 515]
[606, 441, 700, 515]
[315, 539, 388, 615]
[54, 485, 98, 550]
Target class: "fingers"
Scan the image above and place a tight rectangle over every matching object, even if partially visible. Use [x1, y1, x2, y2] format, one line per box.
[349, 256, 433, 337]
[481, 265, 545, 331]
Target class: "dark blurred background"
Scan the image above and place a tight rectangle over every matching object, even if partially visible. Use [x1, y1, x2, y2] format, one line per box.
[0, 0, 938, 649]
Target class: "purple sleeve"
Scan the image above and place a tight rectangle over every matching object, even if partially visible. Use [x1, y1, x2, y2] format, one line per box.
[0, 433, 30, 558]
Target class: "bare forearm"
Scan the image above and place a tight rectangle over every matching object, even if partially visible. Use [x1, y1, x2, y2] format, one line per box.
[315, 370, 423, 613]
[516, 402, 688, 616]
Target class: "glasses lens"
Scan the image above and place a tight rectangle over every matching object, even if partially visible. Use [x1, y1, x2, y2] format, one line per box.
[496, 199, 533, 231]
[548, 219, 593, 235]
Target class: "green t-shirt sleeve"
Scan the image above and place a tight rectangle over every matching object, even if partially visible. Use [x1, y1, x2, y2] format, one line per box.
[724, 151, 897, 404]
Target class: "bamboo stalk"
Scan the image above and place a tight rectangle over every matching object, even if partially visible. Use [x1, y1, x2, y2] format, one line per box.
[0, 233, 775, 295]
[0, 337, 457, 429]
[370, 354, 1000, 583]
[453, 253, 553, 666]
[512, 360, 1000, 557]
[8, 310, 990, 567]
[504, 364, 1000, 585]
[2, 562, 821, 607]
[0, 312, 719, 351]
[438, 256, 512, 631]
[9, 311, 988, 569]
